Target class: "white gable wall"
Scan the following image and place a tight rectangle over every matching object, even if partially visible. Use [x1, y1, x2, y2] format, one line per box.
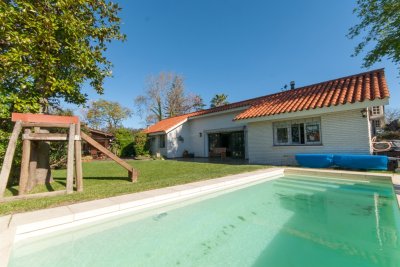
[247, 109, 371, 165]
[166, 123, 191, 158]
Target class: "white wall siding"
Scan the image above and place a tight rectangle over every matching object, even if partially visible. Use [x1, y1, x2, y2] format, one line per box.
[187, 111, 247, 157]
[166, 123, 190, 158]
[247, 109, 371, 165]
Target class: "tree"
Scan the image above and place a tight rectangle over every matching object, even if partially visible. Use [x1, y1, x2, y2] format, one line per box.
[0, 1, 125, 183]
[135, 72, 203, 124]
[0, 1, 126, 115]
[134, 72, 173, 124]
[84, 99, 132, 131]
[187, 94, 206, 111]
[165, 75, 187, 117]
[384, 107, 400, 131]
[210, 94, 229, 108]
[348, 0, 400, 75]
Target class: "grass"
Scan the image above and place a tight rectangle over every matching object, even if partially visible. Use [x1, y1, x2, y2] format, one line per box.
[1, 160, 268, 215]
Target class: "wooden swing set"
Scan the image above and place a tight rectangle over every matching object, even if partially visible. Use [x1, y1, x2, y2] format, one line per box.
[0, 113, 138, 202]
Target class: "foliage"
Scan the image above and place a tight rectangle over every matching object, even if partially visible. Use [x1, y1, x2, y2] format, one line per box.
[210, 94, 229, 108]
[112, 128, 135, 157]
[135, 72, 173, 124]
[84, 99, 132, 131]
[48, 108, 75, 169]
[187, 94, 206, 111]
[348, 0, 400, 75]
[0, 0, 126, 117]
[135, 72, 205, 125]
[377, 131, 400, 140]
[0, 121, 21, 184]
[1, 160, 267, 214]
[133, 131, 150, 156]
[165, 75, 187, 117]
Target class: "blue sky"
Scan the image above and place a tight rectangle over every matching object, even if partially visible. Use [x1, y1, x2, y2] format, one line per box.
[75, 0, 399, 128]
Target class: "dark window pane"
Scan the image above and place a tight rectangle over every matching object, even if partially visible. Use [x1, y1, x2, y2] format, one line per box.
[277, 127, 288, 143]
[291, 124, 300, 143]
[306, 123, 320, 142]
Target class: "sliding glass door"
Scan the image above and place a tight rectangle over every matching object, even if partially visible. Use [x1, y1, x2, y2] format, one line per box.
[208, 131, 245, 158]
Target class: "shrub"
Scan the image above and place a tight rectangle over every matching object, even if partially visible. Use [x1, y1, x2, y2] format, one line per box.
[133, 132, 150, 156]
[377, 131, 400, 140]
[113, 128, 135, 157]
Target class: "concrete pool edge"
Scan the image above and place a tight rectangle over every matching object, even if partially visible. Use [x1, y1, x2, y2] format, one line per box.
[1, 167, 396, 266]
[285, 167, 400, 208]
[0, 168, 284, 266]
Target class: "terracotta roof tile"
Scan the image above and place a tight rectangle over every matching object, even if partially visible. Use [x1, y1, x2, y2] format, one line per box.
[144, 69, 390, 133]
[235, 69, 389, 120]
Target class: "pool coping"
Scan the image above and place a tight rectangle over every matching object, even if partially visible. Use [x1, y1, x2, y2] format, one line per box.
[0, 167, 397, 266]
[0, 168, 284, 266]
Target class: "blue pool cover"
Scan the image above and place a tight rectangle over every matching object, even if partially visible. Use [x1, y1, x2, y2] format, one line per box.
[295, 154, 334, 168]
[333, 154, 388, 170]
[295, 154, 388, 170]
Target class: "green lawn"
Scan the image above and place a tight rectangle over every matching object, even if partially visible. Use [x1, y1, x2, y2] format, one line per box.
[1, 160, 268, 215]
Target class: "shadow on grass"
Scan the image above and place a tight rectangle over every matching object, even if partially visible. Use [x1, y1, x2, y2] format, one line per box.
[82, 176, 132, 182]
[172, 157, 251, 165]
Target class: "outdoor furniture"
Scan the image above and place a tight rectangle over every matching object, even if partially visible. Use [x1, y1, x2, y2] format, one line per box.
[210, 147, 227, 159]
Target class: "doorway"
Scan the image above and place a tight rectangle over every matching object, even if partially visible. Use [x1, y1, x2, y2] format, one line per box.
[208, 131, 245, 159]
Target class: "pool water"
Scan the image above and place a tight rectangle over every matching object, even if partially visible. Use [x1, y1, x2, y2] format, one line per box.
[9, 175, 400, 267]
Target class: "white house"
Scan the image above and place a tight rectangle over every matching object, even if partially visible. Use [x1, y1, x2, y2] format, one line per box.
[144, 69, 390, 165]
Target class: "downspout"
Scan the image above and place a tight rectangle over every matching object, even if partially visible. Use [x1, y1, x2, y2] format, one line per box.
[366, 107, 373, 154]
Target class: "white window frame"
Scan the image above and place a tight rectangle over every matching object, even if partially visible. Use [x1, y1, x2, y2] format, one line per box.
[273, 117, 322, 146]
[372, 106, 381, 116]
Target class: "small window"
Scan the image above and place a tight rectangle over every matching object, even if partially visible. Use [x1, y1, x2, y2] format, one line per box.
[159, 134, 166, 148]
[274, 118, 321, 146]
[373, 120, 381, 128]
[372, 106, 381, 116]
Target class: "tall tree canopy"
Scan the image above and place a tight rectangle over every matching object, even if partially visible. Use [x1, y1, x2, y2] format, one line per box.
[0, 0, 126, 117]
[210, 94, 229, 108]
[348, 0, 400, 74]
[135, 72, 203, 124]
[84, 99, 132, 131]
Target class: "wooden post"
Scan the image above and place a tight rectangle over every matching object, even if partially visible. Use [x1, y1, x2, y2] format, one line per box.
[66, 124, 75, 194]
[19, 129, 31, 195]
[80, 131, 138, 182]
[0, 121, 22, 198]
[74, 123, 83, 192]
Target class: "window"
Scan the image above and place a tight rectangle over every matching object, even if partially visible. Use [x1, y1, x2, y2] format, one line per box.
[373, 120, 381, 128]
[372, 106, 381, 116]
[273, 118, 322, 146]
[159, 134, 166, 148]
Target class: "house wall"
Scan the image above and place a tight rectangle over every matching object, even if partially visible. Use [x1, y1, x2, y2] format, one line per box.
[247, 109, 371, 165]
[187, 111, 247, 157]
[166, 123, 191, 158]
[149, 135, 168, 158]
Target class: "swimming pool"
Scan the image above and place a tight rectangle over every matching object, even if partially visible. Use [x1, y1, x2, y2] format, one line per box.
[8, 173, 400, 267]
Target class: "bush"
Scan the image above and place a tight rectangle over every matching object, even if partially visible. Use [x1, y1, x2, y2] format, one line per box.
[113, 128, 135, 157]
[133, 132, 150, 156]
[377, 131, 400, 140]
[0, 122, 22, 185]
